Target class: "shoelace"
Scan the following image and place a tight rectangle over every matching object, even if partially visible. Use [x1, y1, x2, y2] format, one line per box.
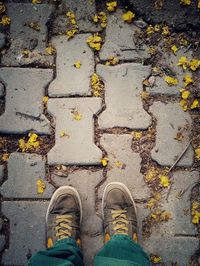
[55, 214, 73, 240]
[111, 209, 129, 235]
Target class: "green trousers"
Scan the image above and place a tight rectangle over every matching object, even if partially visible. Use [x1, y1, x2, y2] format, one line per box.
[27, 235, 150, 266]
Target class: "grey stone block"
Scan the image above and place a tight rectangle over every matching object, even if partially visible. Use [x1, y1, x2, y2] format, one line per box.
[0, 164, 4, 182]
[47, 98, 102, 165]
[147, 50, 193, 95]
[1, 153, 55, 199]
[99, 10, 148, 61]
[151, 171, 199, 236]
[0, 68, 53, 134]
[142, 236, 199, 266]
[98, 134, 150, 200]
[52, 169, 103, 235]
[48, 34, 94, 97]
[2, 201, 49, 265]
[150, 102, 194, 166]
[97, 64, 151, 129]
[52, 0, 100, 34]
[1, 3, 53, 66]
[0, 235, 5, 252]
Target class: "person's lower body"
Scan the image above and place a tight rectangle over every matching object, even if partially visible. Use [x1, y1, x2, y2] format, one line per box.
[28, 235, 149, 266]
[27, 183, 150, 266]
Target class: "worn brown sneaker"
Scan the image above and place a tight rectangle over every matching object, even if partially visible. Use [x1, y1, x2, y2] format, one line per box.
[46, 186, 82, 248]
[102, 182, 138, 243]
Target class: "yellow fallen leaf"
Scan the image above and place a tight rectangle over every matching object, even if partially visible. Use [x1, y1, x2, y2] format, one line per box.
[86, 33, 102, 51]
[122, 11, 135, 23]
[164, 76, 178, 85]
[106, 1, 117, 12]
[151, 255, 161, 264]
[101, 157, 108, 167]
[59, 131, 69, 138]
[106, 55, 119, 66]
[195, 148, 200, 159]
[162, 26, 170, 35]
[28, 21, 40, 31]
[171, 45, 178, 54]
[18, 139, 27, 152]
[32, 0, 42, 4]
[198, 0, 200, 8]
[146, 198, 157, 209]
[180, 0, 191, 5]
[183, 74, 193, 87]
[19, 133, 40, 151]
[177, 56, 188, 70]
[133, 131, 142, 140]
[191, 201, 200, 224]
[37, 179, 46, 194]
[93, 12, 107, 28]
[146, 25, 154, 35]
[145, 167, 158, 182]
[140, 91, 150, 100]
[159, 175, 169, 188]
[74, 60, 81, 69]
[0, 2, 6, 14]
[115, 160, 123, 168]
[90, 73, 104, 97]
[154, 24, 160, 32]
[148, 46, 157, 55]
[66, 29, 78, 40]
[180, 99, 188, 111]
[2, 153, 9, 161]
[72, 110, 82, 121]
[189, 59, 200, 71]
[0, 15, 11, 26]
[191, 99, 199, 109]
[180, 89, 190, 99]
[43, 96, 49, 104]
[192, 214, 200, 224]
[45, 45, 56, 55]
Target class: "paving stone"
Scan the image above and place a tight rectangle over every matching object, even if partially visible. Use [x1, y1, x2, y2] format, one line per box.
[1, 3, 53, 67]
[150, 102, 194, 166]
[99, 10, 148, 61]
[98, 134, 150, 200]
[82, 234, 103, 266]
[147, 50, 192, 95]
[0, 68, 53, 134]
[47, 98, 102, 165]
[48, 34, 94, 97]
[0, 33, 6, 49]
[0, 82, 5, 98]
[1, 153, 55, 199]
[0, 235, 5, 252]
[52, 0, 100, 34]
[97, 64, 151, 129]
[2, 201, 48, 265]
[52, 169, 103, 235]
[0, 164, 4, 183]
[142, 236, 199, 266]
[151, 171, 199, 236]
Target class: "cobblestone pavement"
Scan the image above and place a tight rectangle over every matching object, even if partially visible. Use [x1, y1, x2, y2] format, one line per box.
[0, 1, 200, 266]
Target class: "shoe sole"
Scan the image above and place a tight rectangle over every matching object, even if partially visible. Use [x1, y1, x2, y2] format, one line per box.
[46, 186, 83, 223]
[102, 182, 137, 219]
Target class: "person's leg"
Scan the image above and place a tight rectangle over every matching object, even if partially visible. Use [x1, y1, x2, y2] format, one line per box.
[94, 182, 150, 266]
[27, 186, 84, 266]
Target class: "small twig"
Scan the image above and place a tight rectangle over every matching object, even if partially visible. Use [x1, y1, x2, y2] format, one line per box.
[166, 140, 192, 200]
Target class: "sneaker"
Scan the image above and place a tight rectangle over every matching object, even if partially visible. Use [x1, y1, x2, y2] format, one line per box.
[102, 182, 138, 243]
[46, 186, 82, 248]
